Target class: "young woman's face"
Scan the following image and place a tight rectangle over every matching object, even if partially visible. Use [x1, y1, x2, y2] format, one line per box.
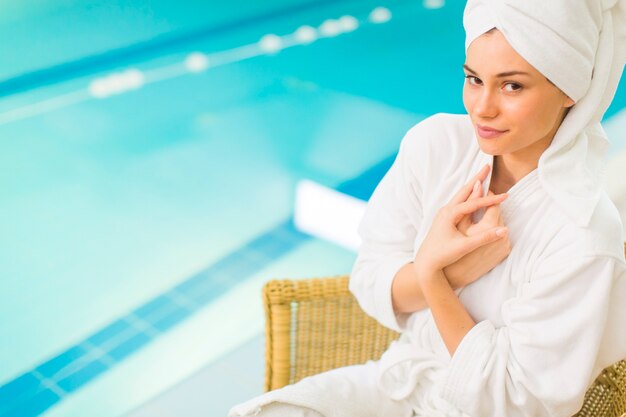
[463, 30, 574, 161]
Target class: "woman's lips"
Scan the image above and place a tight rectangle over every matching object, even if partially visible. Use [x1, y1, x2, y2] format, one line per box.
[477, 124, 507, 139]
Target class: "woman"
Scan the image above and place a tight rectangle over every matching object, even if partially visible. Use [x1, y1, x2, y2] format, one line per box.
[229, 0, 626, 416]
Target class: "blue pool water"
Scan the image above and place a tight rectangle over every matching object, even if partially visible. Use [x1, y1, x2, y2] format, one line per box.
[0, 1, 624, 416]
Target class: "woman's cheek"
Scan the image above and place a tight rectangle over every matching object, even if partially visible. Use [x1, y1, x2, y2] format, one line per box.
[462, 87, 474, 113]
[530, 100, 559, 136]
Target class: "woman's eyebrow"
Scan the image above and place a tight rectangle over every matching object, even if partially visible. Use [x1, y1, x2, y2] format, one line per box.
[463, 64, 531, 77]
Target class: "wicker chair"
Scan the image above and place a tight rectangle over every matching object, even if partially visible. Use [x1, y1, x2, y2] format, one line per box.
[263, 270, 626, 416]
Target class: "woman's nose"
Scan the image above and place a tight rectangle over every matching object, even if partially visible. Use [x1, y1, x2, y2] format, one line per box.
[474, 89, 499, 119]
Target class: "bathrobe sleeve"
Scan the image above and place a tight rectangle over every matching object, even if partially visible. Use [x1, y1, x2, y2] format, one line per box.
[441, 249, 626, 417]
[349, 126, 425, 332]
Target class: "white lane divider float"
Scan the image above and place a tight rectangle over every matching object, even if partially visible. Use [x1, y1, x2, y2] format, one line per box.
[423, 0, 445, 9]
[88, 68, 145, 99]
[258, 34, 284, 54]
[294, 25, 318, 44]
[369, 7, 392, 23]
[184, 52, 211, 72]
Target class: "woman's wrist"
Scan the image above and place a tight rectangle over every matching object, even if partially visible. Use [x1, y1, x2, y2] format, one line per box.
[442, 264, 460, 289]
[413, 259, 452, 296]
[412, 256, 446, 286]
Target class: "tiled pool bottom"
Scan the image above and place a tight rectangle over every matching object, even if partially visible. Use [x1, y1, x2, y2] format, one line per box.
[35, 235, 357, 417]
[0, 220, 303, 417]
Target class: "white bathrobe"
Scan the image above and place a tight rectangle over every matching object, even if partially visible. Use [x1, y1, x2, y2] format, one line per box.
[350, 113, 626, 417]
[229, 113, 626, 417]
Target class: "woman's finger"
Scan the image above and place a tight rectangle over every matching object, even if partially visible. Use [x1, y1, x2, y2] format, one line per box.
[452, 193, 508, 223]
[463, 226, 508, 253]
[457, 179, 483, 232]
[482, 193, 502, 223]
[484, 190, 506, 225]
[450, 164, 491, 204]
[482, 205, 501, 225]
[470, 179, 483, 199]
[451, 164, 489, 204]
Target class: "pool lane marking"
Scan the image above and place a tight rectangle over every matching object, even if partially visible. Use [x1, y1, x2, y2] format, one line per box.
[0, 90, 89, 125]
[0, 6, 395, 126]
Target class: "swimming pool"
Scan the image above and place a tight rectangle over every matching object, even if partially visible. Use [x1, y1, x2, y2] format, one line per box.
[0, 1, 624, 416]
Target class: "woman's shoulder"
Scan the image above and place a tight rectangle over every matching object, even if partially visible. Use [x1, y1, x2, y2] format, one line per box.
[404, 113, 473, 142]
[539, 192, 624, 262]
[400, 113, 475, 161]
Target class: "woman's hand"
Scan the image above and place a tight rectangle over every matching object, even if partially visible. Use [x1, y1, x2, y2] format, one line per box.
[413, 166, 509, 281]
[444, 167, 512, 289]
[407, 165, 510, 356]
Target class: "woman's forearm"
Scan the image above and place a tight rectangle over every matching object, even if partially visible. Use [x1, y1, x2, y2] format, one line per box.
[391, 262, 460, 314]
[417, 266, 476, 356]
[391, 262, 429, 313]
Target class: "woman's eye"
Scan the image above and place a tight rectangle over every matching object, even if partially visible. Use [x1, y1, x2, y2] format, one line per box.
[503, 82, 522, 92]
[465, 75, 482, 86]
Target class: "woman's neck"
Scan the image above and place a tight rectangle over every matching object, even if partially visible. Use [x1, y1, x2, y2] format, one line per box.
[489, 154, 538, 194]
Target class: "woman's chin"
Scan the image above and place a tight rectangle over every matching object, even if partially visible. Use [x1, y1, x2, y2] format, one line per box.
[476, 140, 503, 156]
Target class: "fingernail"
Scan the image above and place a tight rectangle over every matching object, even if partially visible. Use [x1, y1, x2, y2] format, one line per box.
[495, 227, 507, 237]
